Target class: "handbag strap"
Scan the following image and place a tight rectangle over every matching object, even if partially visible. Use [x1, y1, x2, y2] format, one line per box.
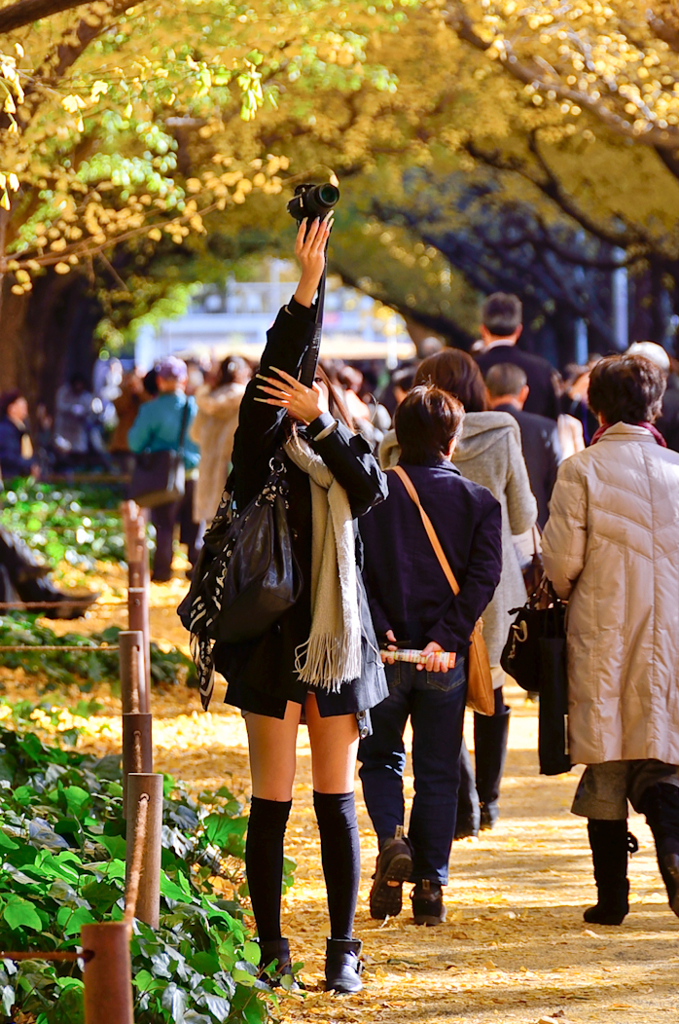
[391, 465, 460, 597]
[177, 398, 191, 456]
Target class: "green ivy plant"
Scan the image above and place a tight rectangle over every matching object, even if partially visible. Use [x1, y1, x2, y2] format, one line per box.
[0, 726, 296, 1023]
[0, 482, 132, 570]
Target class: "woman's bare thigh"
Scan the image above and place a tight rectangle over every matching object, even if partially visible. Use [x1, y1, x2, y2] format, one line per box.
[245, 701, 302, 801]
[306, 692, 359, 794]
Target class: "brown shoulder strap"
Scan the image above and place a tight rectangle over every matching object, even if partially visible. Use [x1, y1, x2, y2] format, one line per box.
[391, 465, 460, 597]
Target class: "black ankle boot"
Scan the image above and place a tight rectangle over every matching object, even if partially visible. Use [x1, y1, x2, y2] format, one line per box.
[474, 708, 510, 830]
[370, 828, 413, 920]
[259, 938, 299, 989]
[324, 938, 363, 994]
[639, 782, 679, 918]
[583, 819, 634, 926]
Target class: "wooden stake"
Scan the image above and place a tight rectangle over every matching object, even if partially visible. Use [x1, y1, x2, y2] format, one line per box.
[128, 586, 150, 707]
[81, 922, 133, 1024]
[118, 630, 146, 714]
[122, 712, 153, 818]
[125, 773, 163, 928]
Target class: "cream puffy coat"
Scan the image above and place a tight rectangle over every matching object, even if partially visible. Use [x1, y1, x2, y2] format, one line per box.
[542, 423, 679, 766]
[190, 382, 247, 523]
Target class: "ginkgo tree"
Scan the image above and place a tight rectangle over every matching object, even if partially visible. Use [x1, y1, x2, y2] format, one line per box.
[0, 0, 408, 394]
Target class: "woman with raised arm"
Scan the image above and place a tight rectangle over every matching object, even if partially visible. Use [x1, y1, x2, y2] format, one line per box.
[214, 217, 388, 993]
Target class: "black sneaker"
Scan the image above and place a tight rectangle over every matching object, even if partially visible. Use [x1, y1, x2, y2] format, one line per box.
[369, 829, 413, 920]
[411, 879, 446, 926]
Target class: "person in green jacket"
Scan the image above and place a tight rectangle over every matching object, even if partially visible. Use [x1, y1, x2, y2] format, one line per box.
[128, 357, 202, 581]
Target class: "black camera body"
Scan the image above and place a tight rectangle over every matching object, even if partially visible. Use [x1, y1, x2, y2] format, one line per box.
[287, 182, 340, 222]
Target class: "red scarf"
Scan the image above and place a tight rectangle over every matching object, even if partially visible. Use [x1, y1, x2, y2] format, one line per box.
[590, 422, 667, 447]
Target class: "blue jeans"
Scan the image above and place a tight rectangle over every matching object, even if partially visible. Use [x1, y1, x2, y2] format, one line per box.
[358, 658, 467, 886]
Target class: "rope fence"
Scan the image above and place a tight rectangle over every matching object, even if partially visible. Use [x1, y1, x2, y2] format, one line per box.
[0, 645, 120, 653]
[0, 601, 126, 610]
[0, 950, 86, 962]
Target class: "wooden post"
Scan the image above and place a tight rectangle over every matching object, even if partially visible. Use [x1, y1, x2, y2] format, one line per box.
[123, 500, 151, 703]
[118, 630, 146, 714]
[128, 586, 150, 708]
[125, 773, 163, 928]
[81, 922, 133, 1024]
[122, 712, 153, 818]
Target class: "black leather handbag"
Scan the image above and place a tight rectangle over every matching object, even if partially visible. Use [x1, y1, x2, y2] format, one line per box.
[178, 453, 303, 708]
[501, 577, 571, 776]
[129, 401, 190, 508]
[500, 579, 566, 694]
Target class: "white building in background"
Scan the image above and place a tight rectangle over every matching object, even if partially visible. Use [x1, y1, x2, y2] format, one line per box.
[135, 260, 415, 370]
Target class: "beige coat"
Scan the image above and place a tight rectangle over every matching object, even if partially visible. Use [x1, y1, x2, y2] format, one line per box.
[380, 411, 537, 668]
[542, 423, 679, 766]
[190, 382, 247, 523]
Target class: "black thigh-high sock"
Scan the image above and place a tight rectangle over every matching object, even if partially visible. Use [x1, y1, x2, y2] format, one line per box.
[245, 797, 292, 942]
[313, 791, 360, 940]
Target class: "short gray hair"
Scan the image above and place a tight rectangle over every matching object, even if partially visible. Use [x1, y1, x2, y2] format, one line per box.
[485, 362, 527, 398]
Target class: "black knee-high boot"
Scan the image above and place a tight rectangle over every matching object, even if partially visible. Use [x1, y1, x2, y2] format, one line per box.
[245, 797, 292, 942]
[584, 819, 636, 926]
[313, 791, 363, 994]
[638, 782, 679, 918]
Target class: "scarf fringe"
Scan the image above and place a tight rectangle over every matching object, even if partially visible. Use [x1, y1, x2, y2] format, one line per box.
[294, 633, 362, 693]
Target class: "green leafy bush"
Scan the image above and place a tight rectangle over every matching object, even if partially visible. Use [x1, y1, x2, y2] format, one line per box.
[0, 482, 129, 570]
[0, 727, 287, 1023]
[0, 619, 196, 689]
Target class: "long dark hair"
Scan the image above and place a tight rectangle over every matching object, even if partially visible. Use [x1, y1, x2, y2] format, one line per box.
[414, 349, 489, 413]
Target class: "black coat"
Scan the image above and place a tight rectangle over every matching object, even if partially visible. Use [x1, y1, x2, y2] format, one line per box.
[475, 346, 560, 420]
[0, 419, 32, 480]
[359, 459, 502, 653]
[493, 404, 562, 528]
[657, 374, 679, 452]
[215, 299, 389, 719]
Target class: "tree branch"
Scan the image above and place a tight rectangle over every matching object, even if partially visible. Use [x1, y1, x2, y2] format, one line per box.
[443, 0, 679, 151]
[0, 0, 95, 35]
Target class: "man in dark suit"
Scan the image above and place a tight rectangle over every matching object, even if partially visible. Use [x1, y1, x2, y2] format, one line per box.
[486, 363, 563, 528]
[475, 293, 560, 420]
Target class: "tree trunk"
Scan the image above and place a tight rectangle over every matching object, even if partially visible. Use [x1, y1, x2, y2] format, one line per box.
[0, 270, 102, 413]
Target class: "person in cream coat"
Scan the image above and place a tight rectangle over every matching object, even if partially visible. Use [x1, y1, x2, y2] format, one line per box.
[543, 353, 679, 927]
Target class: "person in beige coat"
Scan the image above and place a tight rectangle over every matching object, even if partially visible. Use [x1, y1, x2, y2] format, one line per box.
[191, 356, 251, 524]
[380, 349, 537, 833]
[542, 353, 679, 927]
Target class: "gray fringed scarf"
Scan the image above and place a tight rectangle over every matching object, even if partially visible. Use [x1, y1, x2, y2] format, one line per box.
[284, 432, 361, 691]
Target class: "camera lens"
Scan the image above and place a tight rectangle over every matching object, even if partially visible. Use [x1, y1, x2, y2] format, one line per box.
[317, 184, 340, 207]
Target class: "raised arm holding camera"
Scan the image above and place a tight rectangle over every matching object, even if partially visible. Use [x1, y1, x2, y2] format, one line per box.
[211, 215, 388, 994]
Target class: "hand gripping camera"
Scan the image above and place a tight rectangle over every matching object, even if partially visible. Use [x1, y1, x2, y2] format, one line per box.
[287, 182, 340, 223]
[287, 183, 340, 385]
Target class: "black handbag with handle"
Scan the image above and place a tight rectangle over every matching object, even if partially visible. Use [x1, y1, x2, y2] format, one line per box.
[129, 400, 190, 508]
[501, 576, 571, 776]
[500, 577, 566, 694]
[178, 452, 303, 709]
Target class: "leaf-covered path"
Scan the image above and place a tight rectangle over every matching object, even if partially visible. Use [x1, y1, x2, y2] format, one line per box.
[19, 571, 679, 1024]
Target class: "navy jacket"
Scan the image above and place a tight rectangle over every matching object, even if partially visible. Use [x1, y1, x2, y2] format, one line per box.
[360, 460, 502, 654]
[476, 345, 559, 421]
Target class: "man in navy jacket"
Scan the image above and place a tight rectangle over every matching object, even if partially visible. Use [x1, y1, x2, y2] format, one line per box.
[358, 385, 502, 927]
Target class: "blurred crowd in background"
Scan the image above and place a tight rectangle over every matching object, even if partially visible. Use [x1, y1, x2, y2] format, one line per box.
[1, 291, 679, 584]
